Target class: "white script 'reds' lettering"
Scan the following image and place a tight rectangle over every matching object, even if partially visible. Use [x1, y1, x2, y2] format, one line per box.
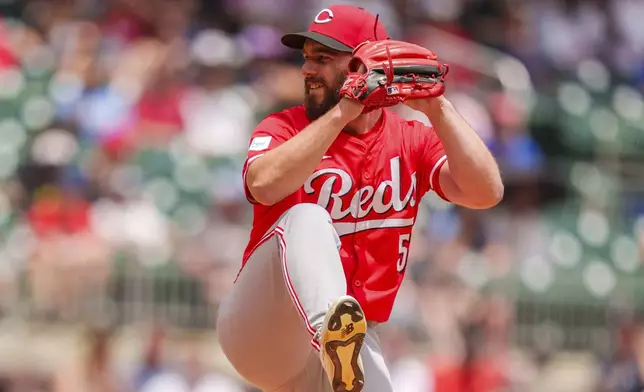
[303, 157, 417, 220]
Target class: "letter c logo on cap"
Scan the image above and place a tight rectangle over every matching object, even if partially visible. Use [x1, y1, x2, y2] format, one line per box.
[314, 8, 334, 24]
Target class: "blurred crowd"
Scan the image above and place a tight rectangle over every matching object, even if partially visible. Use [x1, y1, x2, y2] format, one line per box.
[0, 0, 643, 391]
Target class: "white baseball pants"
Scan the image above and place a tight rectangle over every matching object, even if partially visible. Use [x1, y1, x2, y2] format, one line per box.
[216, 203, 395, 392]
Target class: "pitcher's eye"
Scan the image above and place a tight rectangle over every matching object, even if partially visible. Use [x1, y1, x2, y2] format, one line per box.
[317, 55, 331, 64]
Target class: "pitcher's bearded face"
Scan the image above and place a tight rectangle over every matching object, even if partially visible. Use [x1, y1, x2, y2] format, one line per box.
[304, 71, 348, 120]
[301, 40, 352, 121]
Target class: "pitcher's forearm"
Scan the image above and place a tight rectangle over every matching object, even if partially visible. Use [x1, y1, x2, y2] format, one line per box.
[246, 102, 356, 205]
[421, 97, 503, 208]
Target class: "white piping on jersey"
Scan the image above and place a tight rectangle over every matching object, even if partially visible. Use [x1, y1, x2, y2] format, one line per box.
[333, 217, 415, 237]
[248, 154, 265, 164]
[243, 153, 265, 179]
[242, 154, 266, 203]
[429, 155, 447, 190]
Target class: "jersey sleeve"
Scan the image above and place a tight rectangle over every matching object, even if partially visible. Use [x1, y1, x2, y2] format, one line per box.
[409, 121, 449, 201]
[242, 114, 294, 203]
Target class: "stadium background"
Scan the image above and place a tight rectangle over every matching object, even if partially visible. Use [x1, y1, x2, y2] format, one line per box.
[0, 0, 643, 390]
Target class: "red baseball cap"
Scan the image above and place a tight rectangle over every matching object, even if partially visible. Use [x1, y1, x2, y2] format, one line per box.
[281, 5, 389, 53]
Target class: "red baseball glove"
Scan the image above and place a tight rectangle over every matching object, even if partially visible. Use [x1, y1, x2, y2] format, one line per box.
[339, 40, 449, 113]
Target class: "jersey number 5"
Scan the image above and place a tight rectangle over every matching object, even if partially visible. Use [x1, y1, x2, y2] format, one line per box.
[397, 234, 411, 272]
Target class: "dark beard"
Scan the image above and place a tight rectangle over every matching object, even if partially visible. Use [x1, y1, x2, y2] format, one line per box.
[304, 72, 347, 121]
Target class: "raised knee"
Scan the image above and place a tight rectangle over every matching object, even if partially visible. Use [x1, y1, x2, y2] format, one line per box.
[286, 203, 332, 227]
[288, 203, 331, 222]
[282, 204, 340, 249]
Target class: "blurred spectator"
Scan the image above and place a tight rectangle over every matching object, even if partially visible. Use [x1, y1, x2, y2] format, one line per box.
[53, 326, 126, 392]
[27, 185, 111, 320]
[138, 343, 246, 392]
[429, 296, 512, 392]
[132, 325, 168, 390]
[180, 29, 256, 158]
[596, 316, 644, 392]
[380, 322, 435, 392]
[0, 20, 19, 69]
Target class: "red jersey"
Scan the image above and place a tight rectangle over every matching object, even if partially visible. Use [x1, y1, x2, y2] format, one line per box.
[240, 105, 448, 322]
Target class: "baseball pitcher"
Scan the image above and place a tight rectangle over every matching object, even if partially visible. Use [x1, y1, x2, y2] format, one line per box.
[216, 5, 504, 392]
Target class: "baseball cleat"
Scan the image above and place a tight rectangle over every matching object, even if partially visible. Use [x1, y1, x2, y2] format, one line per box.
[318, 295, 367, 392]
